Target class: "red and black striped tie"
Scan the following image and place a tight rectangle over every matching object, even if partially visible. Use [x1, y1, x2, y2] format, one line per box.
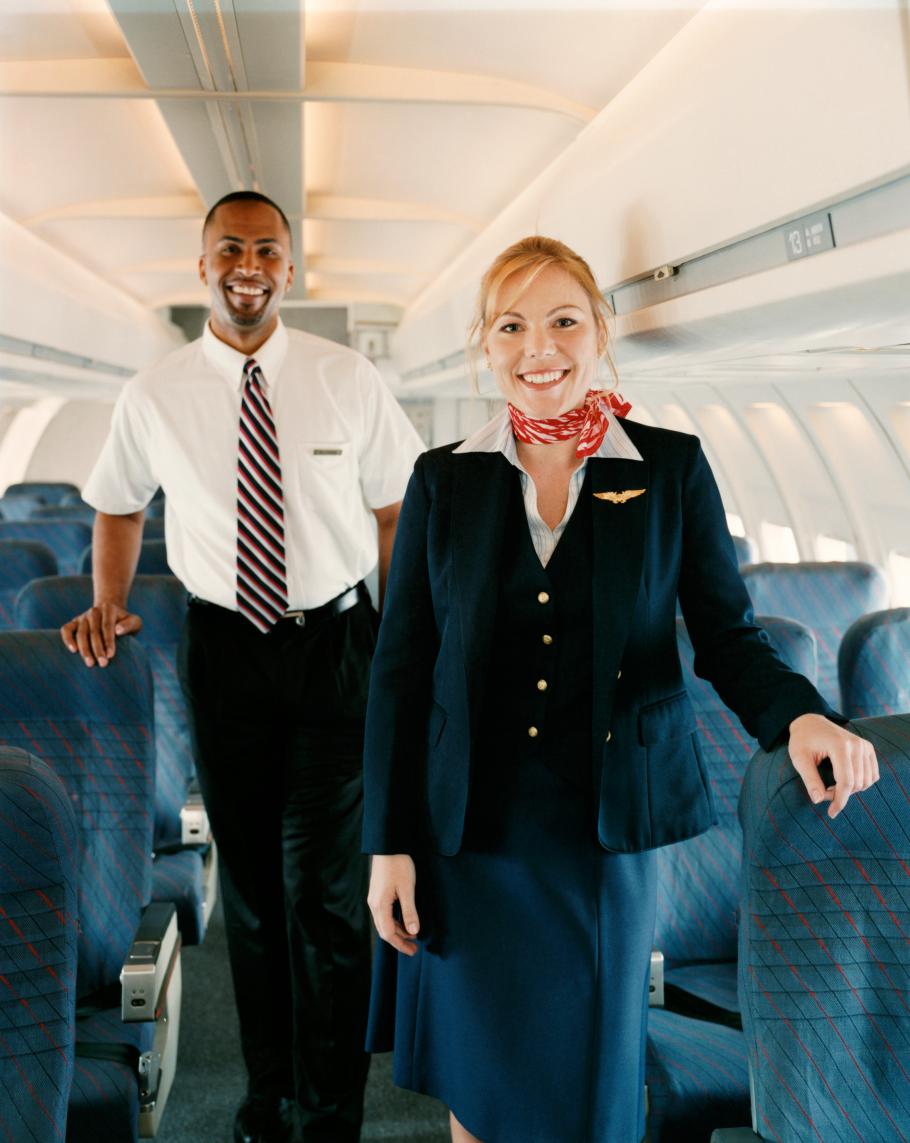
[236, 358, 289, 632]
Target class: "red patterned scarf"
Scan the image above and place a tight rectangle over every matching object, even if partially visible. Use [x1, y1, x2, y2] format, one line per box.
[508, 389, 632, 458]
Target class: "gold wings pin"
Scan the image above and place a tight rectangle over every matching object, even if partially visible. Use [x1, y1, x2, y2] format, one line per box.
[593, 488, 647, 504]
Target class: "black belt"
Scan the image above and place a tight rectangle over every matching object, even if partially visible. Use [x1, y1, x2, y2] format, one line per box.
[189, 581, 369, 628]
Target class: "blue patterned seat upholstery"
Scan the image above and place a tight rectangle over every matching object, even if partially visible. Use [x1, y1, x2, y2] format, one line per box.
[646, 616, 818, 1140]
[0, 494, 46, 522]
[738, 713, 910, 1142]
[4, 483, 79, 504]
[731, 535, 758, 567]
[838, 608, 910, 719]
[80, 539, 171, 577]
[0, 540, 57, 628]
[0, 632, 156, 1142]
[15, 576, 207, 943]
[740, 562, 888, 709]
[29, 504, 96, 525]
[0, 522, 92, 576]
[0, 747, 78, 1143]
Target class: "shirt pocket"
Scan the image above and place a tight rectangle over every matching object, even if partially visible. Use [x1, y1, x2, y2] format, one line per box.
[298, 440, 353, 469]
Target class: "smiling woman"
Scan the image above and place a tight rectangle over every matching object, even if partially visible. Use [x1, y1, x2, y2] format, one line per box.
[198, 192, 295, 349]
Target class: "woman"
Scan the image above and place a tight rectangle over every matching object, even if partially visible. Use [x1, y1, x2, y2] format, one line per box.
[362, 236, 878, 1143]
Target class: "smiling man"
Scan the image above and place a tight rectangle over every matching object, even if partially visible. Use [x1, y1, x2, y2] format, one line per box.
[62, 191, 425, 1143]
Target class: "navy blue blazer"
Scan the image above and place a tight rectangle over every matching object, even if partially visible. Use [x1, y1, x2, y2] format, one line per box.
[362, 419, 837, 857]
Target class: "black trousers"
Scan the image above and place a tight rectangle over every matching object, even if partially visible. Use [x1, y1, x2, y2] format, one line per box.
[178, 595, 375, 1142]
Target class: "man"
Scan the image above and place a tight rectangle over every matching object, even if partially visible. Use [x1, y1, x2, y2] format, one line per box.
[62, 190, 424, 1143]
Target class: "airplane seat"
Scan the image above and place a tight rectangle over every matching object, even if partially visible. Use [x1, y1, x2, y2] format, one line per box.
[15, 576, 213, 945]
[739, 562, 889, 709]
[143, 517, 166, 540]
[737, 713, 910, 1143]
[0, 632, 181, 1140]
[4, 482, 80, 505]
[80, 539, 173, 577]
[60, 491, 86, 508]
[0, 521, 92, 576]
[0, 493, 47, 521]
[0, 746, 79, 1143]
[645, 615, 818, 1141]
[29, 504, 96, 525]
[144, 498, 165, 519]
[731, 535, 758, 567]
[0, 539, 57, 628]
[838, 607, 910, 719]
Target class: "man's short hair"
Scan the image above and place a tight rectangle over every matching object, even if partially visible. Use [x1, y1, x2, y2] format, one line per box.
[203, 191, 292, 249]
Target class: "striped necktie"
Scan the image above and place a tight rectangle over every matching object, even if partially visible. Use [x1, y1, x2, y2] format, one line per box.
[236, 357, 289, 632]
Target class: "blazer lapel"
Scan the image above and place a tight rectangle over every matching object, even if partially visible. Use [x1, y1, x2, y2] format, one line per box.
[451, 452, 515, 729]
[589, 456, 650, 743]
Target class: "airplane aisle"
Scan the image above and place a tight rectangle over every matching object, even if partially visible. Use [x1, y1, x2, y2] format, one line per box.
[157, 898, 449, 1143]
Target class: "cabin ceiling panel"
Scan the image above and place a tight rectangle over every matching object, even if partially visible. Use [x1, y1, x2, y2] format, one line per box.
[0, 97, 196, 219]
[304, 101, 576, 220]
[0, 0, 129, 60]
[304, 6, 701, 111]
[34, 217, 200, 287]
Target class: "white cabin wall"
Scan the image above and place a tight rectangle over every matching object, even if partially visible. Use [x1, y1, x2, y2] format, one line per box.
[0, 211, 183, 372]
[23, 400, 115, 490]
[391, 2, 910, 374]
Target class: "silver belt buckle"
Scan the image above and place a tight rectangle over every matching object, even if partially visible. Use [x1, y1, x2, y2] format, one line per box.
[284, 609, 306, 627]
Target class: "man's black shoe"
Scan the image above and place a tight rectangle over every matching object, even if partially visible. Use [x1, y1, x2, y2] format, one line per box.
[233, 1096, 298, 1143]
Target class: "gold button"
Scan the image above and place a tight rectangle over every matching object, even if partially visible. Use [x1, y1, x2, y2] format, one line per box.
[617, 669, 622, 679]
[528, 726, 539, 738]
[606, 731, 612, 742]
[537, 679, 548, 691]
[542, 634, 553, 645]
[537, 591, 550, 604]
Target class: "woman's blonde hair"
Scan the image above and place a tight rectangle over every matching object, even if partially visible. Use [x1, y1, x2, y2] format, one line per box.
[467, 235, 619, 393]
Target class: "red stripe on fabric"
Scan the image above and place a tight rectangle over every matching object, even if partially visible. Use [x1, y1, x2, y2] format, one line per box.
[237, 539, 286, 596]
[238, 437, 282, 505]
[0, 1029, 62, 1136]
[756, 1040, 822, 1143]
[237, 492, 285, 553]
[239, 413, 281, 478]
[241, 394, 280, 463]
[238, 550, 287, 607]
[751, 915, 909, 1139]
[747, 965, 865, 1141]
[237, 475, 284, 536]
[237, 511, 285, 571]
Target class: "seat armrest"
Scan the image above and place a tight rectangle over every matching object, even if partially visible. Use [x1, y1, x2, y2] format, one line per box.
[180, 781, 211, 845]
[120, 901, 180, 1021]
[649, 949, 664, 1007]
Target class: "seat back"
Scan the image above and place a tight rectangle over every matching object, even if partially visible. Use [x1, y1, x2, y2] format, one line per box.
[0, 494, 46, 521]
[29, 504, 96, 525]
[0, 746, 78, 1143]
[3, 482, 79, 505]
[654, 616, 818, 966]
[0, 522, 92, 576]
[0, 540, 57, 629]
[16, 576, 192, 847]
[80, 539, 171, 577]
[0, 632, 154, 1000]
[738, 713, 910, 1142]
[740, 562, 888, 708]
[838, 608, 910, 719]
[142, 517, 165, 540]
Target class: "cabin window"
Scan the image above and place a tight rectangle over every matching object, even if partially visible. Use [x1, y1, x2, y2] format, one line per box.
[725, 513, 745, 537]
[888, 552, 910, 606]
[760, 521, 799, 563]
[814, 534, 857, 561]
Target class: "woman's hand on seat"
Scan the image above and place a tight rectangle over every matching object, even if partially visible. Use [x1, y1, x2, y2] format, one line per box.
[788, 713, 879, 819]
[368, 854, 420, 956]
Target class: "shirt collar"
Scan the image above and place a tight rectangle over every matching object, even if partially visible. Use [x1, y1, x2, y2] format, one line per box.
[202, 318, 289, 393]
[452, 406, 643, 464]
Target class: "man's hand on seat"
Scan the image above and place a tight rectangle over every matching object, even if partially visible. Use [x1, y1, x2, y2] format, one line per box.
[61, 602, 142, 668]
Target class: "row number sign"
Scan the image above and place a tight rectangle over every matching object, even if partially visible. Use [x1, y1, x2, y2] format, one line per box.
[784, 211, 835, 261]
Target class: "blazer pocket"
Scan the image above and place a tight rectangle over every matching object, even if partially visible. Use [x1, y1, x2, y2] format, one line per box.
[638, 690, 696, 746]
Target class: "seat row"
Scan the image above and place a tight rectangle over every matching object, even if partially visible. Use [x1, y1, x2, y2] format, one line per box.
[0, 519, 165, 575]
[645, 614, 910, 1140]
[0, 637, 181, 1141]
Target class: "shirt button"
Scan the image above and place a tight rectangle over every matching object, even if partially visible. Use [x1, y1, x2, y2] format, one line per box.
[542, 634, 553, 645]
[616, 669, 622, 679]
[537, 591, 550, 604]
[528, 726, 539, 738]
[606, 731, 612, 742]
[537, 679, 548, 692]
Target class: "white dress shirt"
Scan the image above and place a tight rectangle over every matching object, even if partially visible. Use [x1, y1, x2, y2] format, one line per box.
[83, 320, 425, 609]
[453, 405, 643, 567]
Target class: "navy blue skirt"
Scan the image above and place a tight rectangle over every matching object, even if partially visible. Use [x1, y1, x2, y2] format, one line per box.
[366, 750, 658, 1143]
